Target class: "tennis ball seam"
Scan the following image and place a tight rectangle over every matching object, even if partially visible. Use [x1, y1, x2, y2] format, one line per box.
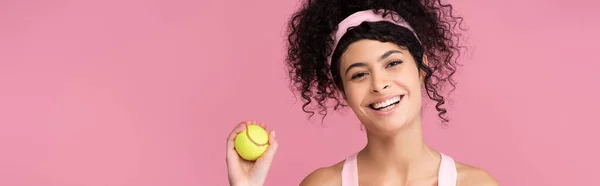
[246, 125, 268, 147]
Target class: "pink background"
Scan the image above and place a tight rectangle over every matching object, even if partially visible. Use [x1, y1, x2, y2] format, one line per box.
[1, 0, 599, 185]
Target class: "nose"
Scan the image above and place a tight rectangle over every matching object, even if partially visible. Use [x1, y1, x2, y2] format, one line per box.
[370, 76, 390, 94]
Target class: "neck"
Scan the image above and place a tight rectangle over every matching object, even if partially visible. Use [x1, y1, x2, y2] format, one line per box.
[359, 117, 439, 174]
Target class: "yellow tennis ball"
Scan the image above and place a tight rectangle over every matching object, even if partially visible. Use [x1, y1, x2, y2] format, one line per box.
[234, 125, 270, 161]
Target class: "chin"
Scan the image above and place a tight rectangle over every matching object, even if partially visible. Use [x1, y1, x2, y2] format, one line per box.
[359, 106, 416, 135]
[369, 114, 412, 134]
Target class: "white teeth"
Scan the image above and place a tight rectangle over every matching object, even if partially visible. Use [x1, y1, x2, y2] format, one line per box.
[371, 96, 401, 109]
[380, 105, 395, 111]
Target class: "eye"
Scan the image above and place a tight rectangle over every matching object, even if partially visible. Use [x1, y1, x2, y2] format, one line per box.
[351, 72, 368, 79]
[387, 60, 403, 68]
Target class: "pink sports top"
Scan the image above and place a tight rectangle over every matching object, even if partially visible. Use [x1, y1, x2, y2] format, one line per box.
[341, 152, 457, 186]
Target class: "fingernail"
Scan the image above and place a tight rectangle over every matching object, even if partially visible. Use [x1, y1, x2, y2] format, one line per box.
[272, 131, 276, 138]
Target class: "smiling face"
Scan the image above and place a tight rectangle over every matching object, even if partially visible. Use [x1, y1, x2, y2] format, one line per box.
[339, 39, 425, 135]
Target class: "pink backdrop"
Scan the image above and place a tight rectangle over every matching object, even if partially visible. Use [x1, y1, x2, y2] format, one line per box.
[1, 0, 599, 185]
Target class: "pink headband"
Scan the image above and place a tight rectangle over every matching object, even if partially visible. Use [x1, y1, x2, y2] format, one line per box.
[327, 9, 420, 64]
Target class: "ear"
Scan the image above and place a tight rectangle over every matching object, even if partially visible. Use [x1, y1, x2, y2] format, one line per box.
[420, 55, 429, 86]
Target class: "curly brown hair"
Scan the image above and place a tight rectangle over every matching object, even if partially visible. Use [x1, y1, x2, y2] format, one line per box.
[285, 0, 466, 124]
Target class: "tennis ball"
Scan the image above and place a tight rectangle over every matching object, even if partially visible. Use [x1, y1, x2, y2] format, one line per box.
[234, 125, 269, 161]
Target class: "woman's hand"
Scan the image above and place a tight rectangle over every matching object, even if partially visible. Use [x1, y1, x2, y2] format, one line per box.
[226, 121, 279, 186]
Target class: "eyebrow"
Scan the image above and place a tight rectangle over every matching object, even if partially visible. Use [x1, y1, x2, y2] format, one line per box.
[379, 50, 402, 62]
[344, 50, 403, 75]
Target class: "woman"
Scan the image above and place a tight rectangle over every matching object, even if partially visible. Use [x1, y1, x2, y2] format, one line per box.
[226, 0, 499, 185]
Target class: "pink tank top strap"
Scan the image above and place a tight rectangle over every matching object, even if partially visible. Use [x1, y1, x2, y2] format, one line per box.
[438, 153, 458, 186]
[341, 152, 359, 186]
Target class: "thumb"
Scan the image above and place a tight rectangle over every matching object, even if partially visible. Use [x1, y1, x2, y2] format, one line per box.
[252, 130, 279, 179]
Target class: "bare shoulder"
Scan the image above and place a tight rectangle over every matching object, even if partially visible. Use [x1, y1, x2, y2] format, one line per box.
[299, 160, 344, 186]
[455, 161, 499, 186]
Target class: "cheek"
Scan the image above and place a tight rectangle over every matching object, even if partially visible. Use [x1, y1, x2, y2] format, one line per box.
[403, 73, 424, 104]
[343, 82, 366, 107]
[408, 75, 423, 90]
[400, 67, 423, 90]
